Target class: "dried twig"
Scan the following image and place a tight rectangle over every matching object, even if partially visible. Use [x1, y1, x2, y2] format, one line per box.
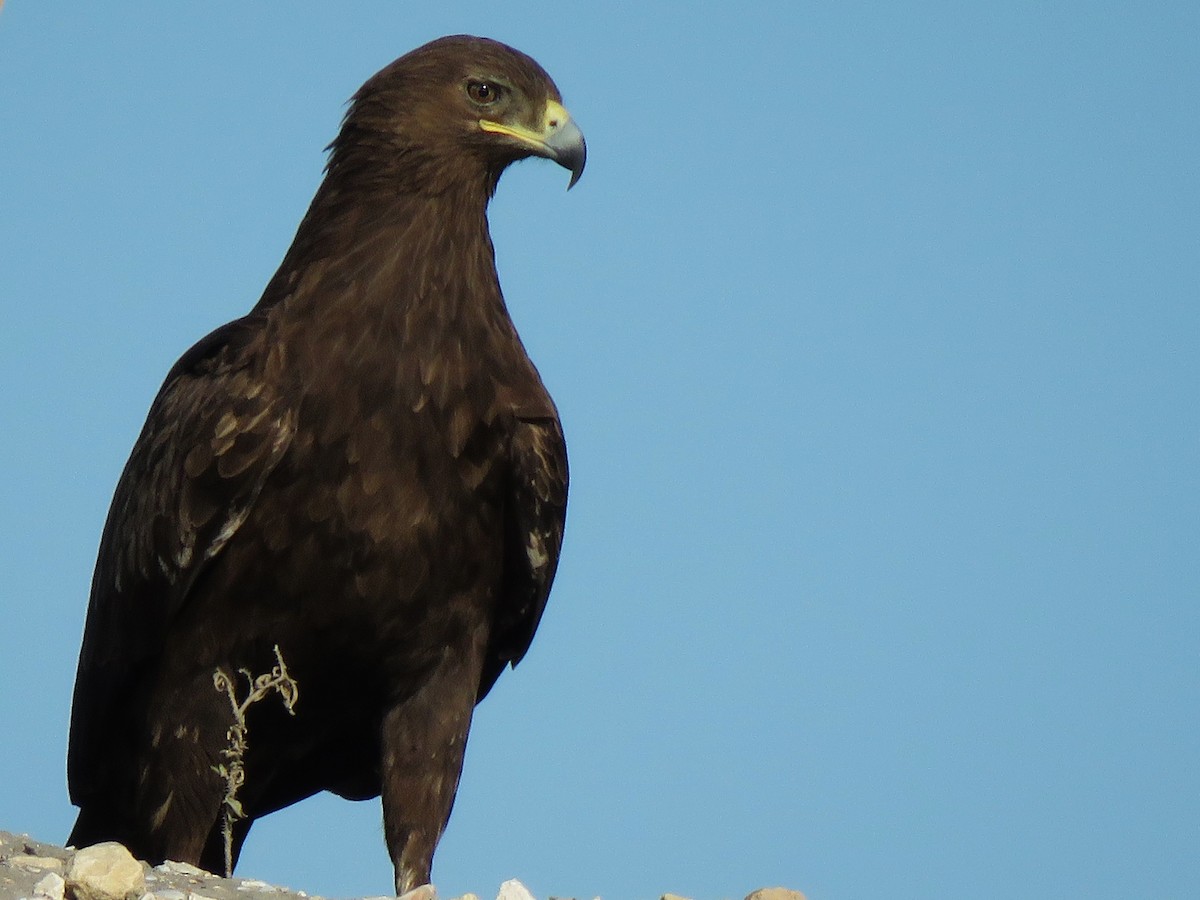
[212, 644, 298, 876]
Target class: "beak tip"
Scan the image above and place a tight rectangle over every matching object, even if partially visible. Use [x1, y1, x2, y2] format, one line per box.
[566, 149, 586, 190]
[545, 117, 586, 190]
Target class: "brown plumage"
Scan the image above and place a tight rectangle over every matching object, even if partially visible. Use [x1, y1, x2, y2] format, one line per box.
[66, 35, 584, 894]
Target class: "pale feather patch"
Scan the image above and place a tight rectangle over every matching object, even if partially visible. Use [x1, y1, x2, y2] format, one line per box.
[175, 538, 194, 570]
[150, 790, 175, 830]
[204, 506, 252, 561]
[214, 411, 239, 442]
[526, 531, 549, 571]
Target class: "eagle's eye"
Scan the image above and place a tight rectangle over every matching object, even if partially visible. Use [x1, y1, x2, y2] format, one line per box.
[466, 80, 502, 105]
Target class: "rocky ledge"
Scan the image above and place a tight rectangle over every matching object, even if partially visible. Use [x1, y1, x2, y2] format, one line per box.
[0, 831, 804, 900]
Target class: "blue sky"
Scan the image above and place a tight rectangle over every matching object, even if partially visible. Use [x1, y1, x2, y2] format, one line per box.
[1, 3, 1197, 898]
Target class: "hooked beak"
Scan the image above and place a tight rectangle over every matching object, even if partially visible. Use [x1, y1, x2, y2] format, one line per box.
[479, 100, 587, 189]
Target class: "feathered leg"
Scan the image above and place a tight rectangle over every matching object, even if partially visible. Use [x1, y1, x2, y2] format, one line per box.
[380, 646, 482, 895]
[130, 673, 238, 868]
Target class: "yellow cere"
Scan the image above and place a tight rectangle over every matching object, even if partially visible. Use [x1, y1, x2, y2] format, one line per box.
[479, 101, 573, 149]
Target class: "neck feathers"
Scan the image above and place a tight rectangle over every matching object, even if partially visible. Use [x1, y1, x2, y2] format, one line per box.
[253, 160, 536, 431]
[257, 165, 503, 326]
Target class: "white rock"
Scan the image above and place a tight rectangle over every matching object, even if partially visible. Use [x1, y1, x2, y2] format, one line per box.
[449, 894, 481, 900]
[236, 881, 276, 892]
[153, 862, 207, 878]
[745, 889, 806, 900]
[11, 854, 66, 871]
[397, 887, 437, 900]
[497, 880, 536, 900]
[35, 872, 67, 900]
[66, 843, 146, 900]
[154, 891, 187, 900]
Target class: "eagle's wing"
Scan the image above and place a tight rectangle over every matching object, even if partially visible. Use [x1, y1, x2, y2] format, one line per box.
[68, 315, 296, 802]
[479, 414, 568, 700]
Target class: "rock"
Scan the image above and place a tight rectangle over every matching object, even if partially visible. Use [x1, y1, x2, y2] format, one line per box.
[65, 843, 147, 900]
[9, 855, 65, 871]
[745, 889, 806, 900]
[152, 862, 207, 878]
[496, 881, 536, 900]
[4, 828, 805, 900]
[34, 872, 67, 900]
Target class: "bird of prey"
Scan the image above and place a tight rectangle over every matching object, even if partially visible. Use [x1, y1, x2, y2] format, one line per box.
[67, 35, 583, 895]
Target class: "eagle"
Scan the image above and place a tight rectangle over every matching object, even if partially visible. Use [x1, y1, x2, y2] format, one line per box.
[66, 35, 583, 896]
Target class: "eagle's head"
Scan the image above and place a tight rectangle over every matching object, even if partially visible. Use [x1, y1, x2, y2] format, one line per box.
[330, 35, 586, 194]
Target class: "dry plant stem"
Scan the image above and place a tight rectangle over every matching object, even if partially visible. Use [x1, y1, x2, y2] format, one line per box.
[211, 644, 299, 876]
